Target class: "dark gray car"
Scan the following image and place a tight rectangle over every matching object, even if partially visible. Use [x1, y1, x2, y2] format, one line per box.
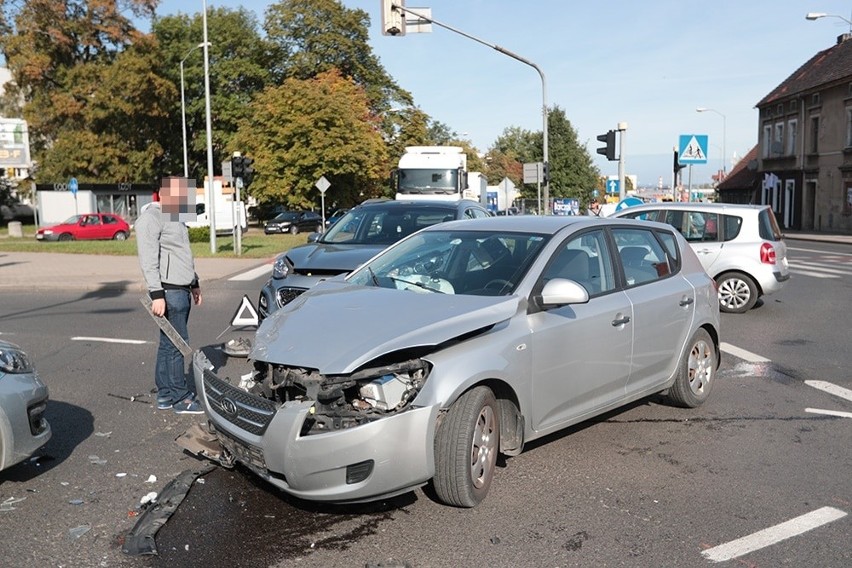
[257, 199, 491, 319]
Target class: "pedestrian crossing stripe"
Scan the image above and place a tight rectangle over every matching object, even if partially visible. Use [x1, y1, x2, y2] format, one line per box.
[231, 295, 260, 327]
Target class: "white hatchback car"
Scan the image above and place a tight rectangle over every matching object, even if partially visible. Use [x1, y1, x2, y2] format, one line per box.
[611, 203, 790, 313]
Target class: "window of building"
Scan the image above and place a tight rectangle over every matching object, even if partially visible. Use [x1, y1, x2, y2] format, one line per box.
[774, 122, 784, 155]
[847, 108, 852, 148]
[811, 93, 821, 106]
[787, 119, 797, 155]
[809, 116, 819, 154]
[763, 124, 772, 157]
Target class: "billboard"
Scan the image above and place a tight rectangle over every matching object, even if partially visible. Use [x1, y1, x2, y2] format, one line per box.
[0, 118, 31, 168]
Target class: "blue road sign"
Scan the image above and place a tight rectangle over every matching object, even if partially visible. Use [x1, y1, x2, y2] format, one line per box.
[678, 135, 708, 164]
[606, 179, 620, 194]
[69, 177, 78, 195]
[615, 196, 644, 211]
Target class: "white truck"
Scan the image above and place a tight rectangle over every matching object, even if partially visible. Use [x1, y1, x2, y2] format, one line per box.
[186, 179, 247, 235]
[393, 146, 485, 204]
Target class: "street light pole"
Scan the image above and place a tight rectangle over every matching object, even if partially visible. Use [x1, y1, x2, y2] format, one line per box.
[805, 12, 852, 31]
[202, 0, 216, 254]
[180, 42, 209, 179]
[696, 107, 726, 175]
[389, 4, 550, 214]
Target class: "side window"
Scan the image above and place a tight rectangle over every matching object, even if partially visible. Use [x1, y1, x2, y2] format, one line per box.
[619, 209, 659, 222]
[722, 214, 742, 241]
[464, 208, 477, 219]
[541, 229, 615, 296]
[612, 228, 672, 287]
[655, 229, 681, 273]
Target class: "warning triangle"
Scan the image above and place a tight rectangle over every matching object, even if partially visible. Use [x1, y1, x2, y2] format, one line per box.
[231, 295, 260, 327]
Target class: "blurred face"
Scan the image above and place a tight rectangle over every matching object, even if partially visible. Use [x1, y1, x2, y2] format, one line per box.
[159, 176, 196, 221]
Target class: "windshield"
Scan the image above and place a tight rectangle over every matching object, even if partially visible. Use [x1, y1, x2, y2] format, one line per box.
[398, 168, 459, 194]
[62, 215, 83, 224]
[321, 206, 456, 245]
[271, 212, 299, 222]
[347, 229, 549, 296]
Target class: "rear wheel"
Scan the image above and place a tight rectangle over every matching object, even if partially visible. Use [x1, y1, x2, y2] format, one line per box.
[664, 328, 715, 408]
[58, 233, 73, 241]
[716, 272, 757, 313]
[316, 223, 323, 233]
[434, 386, 499, 507]
[289, 225, 299, 235]
[112, 231, 128, 241]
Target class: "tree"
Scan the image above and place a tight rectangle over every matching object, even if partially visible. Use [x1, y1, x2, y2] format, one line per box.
[264, 0, 411, 112]
[232, 69, 389, 209]
[486, 126, 539, 186]
[152, 8, 270, 179]
[543, 106, 599, 204]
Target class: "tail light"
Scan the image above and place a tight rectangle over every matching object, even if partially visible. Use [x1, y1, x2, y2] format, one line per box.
[760, 242, 776, 265]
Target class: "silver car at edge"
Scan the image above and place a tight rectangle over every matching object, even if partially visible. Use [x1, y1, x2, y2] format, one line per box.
[0, 340, 51, 471]
[192, 216, 720, 507]
[611, 202, 790, 313]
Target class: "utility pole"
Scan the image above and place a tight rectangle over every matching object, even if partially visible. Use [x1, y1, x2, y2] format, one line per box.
[617, 122, 627, 201]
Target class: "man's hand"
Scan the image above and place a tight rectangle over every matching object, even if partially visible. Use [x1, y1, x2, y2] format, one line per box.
[192, 287, 203, 306]
[151, 298, 166, 317]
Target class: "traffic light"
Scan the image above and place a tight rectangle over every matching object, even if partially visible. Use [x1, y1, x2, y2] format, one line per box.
[232, 155, 243, 178]
[381, 0, 405, 36]
[673, 150, 687, 174]
[242, 157, 254, 188]
[596, 130, 616, 161]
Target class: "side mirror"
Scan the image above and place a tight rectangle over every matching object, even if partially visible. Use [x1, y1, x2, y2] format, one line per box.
[307, 232, 321, 243]
[539, 278, 589, 308]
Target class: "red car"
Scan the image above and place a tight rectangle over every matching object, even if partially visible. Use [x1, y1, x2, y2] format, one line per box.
[36, 213, 131, 241]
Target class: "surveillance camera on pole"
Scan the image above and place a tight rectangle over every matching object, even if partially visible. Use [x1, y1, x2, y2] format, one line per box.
[381, 0, 406, 36]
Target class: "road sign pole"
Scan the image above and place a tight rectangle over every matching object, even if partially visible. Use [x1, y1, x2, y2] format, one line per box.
[617, 122, 627, 201]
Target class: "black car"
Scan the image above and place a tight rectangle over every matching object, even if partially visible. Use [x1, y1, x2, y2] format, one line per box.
[264, 211, 324, 235]
[258, 199, 491, 318]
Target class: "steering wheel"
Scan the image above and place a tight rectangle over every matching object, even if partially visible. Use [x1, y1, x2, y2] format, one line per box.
[484, 279, 511, 292]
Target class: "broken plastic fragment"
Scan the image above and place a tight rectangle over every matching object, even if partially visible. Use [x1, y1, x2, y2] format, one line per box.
[0, 496, 26, 512]
[94, 431, 112, 437]
[145, 475, 157, 483]
[88, 455, 107, 465]
[69, 525, 91, 539]
[69, 499, 84, 506]
[139, 492, 158, 506]
[116, 473, 127, 478]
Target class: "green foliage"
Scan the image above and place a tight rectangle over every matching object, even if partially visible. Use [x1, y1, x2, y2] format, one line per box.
[545, 106, 600, 202]
[187, 226, 210, 243]
[232, 69, 389, 209]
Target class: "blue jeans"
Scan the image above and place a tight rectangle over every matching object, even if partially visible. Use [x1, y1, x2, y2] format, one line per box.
[155, 289, 194, 404]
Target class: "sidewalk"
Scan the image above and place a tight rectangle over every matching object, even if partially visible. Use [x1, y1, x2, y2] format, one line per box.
[0, 251, 268, 292]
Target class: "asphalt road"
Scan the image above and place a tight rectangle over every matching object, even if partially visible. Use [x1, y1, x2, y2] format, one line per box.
[0, 238, 850, 567]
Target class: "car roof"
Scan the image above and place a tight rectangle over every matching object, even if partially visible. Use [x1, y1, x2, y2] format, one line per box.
[354, 199, 484, 211]
[611, 202, 769, 214]
[418, 215, 665, 235]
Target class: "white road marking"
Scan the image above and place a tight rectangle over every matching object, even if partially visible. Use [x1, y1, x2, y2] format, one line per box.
[702, 506, 848, 562]
[787, 246, 852, 257]
[71, 336, 148, 345]
[228, 265, 271, 281]
[720, 343, 769, 363]
[805, 408, 852, 419]
[787, 261, 850, 275]
[804, 380, 852, 403]
[788, 270, 836, 279]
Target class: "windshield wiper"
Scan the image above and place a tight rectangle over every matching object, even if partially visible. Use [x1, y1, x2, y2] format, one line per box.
[387, 275, 446, 294]
[367, 266, 381, 287]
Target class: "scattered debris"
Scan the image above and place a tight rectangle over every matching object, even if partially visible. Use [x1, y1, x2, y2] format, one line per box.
[223, 337, 252, 358]
[174, 422, 234, 468]
[60, 482, 69, 486]
[107, 393, 150, 404]
[145, 475, 157, 484]
[88, 455, 107, 465]
[0, 496, 26, 512]
[196, 478, 205, 484]
[490, 536, 501, 545]
[116, 473, 127, 478]
[69, 499, 84, 506]
[69, 525, 91, 540]
[94, 431, 112, 438]
[139, 492, 158, 507]
[122, 465, 215, 556]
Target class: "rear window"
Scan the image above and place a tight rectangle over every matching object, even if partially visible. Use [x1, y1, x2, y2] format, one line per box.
[758, 208, 783, 241]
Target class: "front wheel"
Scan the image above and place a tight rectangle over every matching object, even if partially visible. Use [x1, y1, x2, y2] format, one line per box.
[289, 225, 299, 235]
[58, 233, 73, 242]
[664, 328, 715, 408]
[716, 272, 757, 313]
[434, 386, 500, 507]
[112, 231, 128, 241]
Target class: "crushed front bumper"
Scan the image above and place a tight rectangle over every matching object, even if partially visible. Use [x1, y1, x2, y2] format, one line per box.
[192, 351, 438, 503]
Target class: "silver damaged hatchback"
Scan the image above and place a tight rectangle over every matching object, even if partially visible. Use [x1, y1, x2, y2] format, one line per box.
[193, 216, 721, 507]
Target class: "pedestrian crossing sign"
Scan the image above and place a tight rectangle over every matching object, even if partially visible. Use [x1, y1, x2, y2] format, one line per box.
[678, 134, 709, 164]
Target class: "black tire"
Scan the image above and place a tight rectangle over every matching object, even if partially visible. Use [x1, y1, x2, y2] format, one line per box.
[716, 272, 757, 313]
[434, 386, 500, 507]
[289, 225, 299, 235]
[664, 328, 715, 408]
[112, 231, 128, 241]
[58, 233, 73, 242]
[316, 223, 323, 233]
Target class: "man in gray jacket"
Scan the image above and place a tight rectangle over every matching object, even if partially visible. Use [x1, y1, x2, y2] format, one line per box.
[136, 177, 203, 414]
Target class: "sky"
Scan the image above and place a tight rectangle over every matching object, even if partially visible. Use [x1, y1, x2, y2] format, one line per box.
[150, 0, 852, 187]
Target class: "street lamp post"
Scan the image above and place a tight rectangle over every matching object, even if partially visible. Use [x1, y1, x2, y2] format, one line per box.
[806, 12, 852, 31]
[696, 107, 726, 175]
[202, 0, 216, 254]
[180, 42, 210, 179]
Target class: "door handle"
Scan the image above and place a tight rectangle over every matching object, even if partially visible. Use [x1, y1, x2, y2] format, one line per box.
[679, 297, 694, 307]
[611, 315, 631, 326]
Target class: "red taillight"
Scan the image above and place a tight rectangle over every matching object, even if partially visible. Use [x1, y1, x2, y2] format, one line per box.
[760, 242, 776, 264]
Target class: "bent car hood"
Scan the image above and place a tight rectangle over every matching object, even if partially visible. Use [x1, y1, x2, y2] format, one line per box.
[286, 243, 388, 273]
[253, 283, 520, 374]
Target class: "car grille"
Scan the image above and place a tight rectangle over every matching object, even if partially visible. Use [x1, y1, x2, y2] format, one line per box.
[203, 370, 277, 436]
[217, 428, 268, 473]
[276, 287, 306, 307]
